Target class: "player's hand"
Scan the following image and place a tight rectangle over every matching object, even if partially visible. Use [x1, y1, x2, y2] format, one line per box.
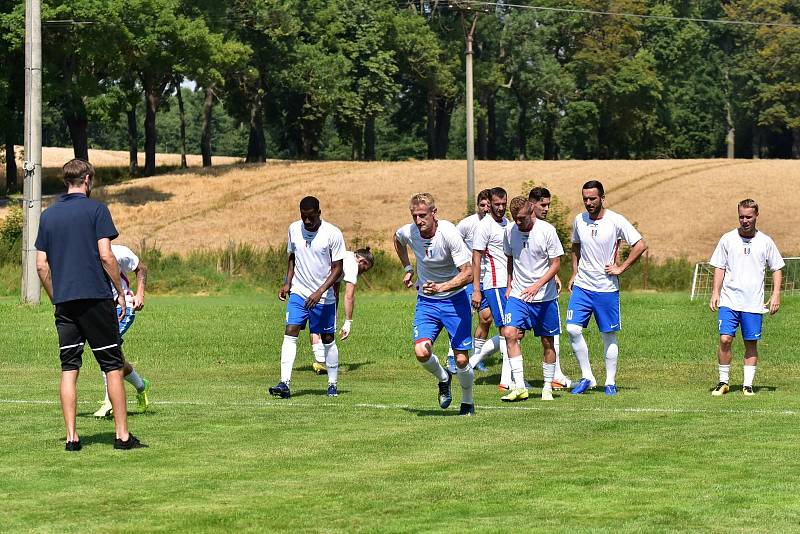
[520, 284, 541, 302]
[116, 294, 126, 321]
[422, 281, 439, 296]
[605, 263, 624, 276]
[767, 293, 780, 315]
[304, 290, 323, 309]
[278, 284, 290, 301]
[505, 287, 511, 299]
[471, 290, 482, 310]
[403, 271, 414, 288]
[709, 293, 719, 311]
[568, 276, 576, 292]
[555, 276, 562, 295]
[340, 319, 352, 340]
[133, 294, 145, 311]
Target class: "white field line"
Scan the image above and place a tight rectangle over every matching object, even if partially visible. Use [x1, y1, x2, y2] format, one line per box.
[0, 398, 796, 416]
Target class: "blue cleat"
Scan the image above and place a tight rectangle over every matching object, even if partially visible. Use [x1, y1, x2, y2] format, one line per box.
[438, 370, 453, 409]
[459, 403, 475, 416]
[474, 360, 488, 372]
[446, 354, 457, 373]
[604, 384, 617, 396]
[571, 378, 596, 395]
[268, 381, 291, 399]
[327, 383, 338, 397]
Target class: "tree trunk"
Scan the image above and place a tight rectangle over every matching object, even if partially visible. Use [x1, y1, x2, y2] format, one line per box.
[793, 129, 800, 159]
[200, 87, 214, 167]
[245, 94, 266, 163]
[5, 136, 16, 193]
[434, 99, 452, 159]
[65, 110, 89, 161]
[477, 94, 487, 160]
[127, 108, 138, 175]
[364, 116, 376, 161]
[725, 101, 735, 159]
[487, 93, 497, 160]
[516, 101, 528, 160]
[751, 124, 762, 160]
[426, 91, 436, 159]
[175, 85, 188, 169]
[144, 90, 159, 176]
[351, 125, 363, 161]
[543, 113, 557, 160]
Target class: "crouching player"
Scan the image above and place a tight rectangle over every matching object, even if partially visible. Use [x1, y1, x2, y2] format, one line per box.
[502, 200, 564, 401]
[394, 193, 476, 416]
[94, 244, 151, 417]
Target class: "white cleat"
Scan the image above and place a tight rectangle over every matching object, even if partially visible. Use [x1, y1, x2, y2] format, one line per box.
[93, 399, 113, 418]
[541, 387, 554, 401]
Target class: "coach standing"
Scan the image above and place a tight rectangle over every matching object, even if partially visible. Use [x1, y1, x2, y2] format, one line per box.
[35, 159, 145, 451]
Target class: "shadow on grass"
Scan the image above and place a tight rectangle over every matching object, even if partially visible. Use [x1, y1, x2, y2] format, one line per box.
[97, 185, 174, 205]
[291, 388, 339, 398]
[712, 384, 777, 394]
[402, 407, 463, 417]
[57, 431, 117, 448]
[296, 360, 373, 374]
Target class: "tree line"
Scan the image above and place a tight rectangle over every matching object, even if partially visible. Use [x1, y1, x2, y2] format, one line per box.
[1, 0, 798, 192]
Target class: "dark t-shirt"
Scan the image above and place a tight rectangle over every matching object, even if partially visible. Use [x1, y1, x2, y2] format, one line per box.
[34, 193, 119, 304]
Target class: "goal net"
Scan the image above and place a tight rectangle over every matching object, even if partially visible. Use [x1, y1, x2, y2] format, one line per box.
[690, 257, 800, 301]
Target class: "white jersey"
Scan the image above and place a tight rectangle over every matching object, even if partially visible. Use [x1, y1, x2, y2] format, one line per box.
[396, 220, 472, 300]
[287, 220, 346, 306]
[472, 215, 509, 289]
[457, 214, 482, 249]
[111, 244, 138, 304]
[571, 209, 642, 292]
[504, 219, 564, 302]
[340, 251, 359, 285]
[709, 229, 784, 313]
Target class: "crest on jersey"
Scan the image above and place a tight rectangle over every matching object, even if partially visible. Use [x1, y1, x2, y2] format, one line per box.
[743, 239, 751, 255]
[424, 240, 432, 257]
[590, 223, 598, 238]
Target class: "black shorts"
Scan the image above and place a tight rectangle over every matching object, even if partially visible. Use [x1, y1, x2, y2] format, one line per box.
[55, 299, 124, 373]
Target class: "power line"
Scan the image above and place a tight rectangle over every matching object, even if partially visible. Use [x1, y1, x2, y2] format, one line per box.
[453, 1, 800, 29]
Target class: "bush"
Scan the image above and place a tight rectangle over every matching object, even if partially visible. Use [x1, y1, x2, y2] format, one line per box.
[0, 205, 22, 265]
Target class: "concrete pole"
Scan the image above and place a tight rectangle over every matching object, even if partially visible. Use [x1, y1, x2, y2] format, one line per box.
[464, 16, 477, 216]
[22, 0, 42, 304]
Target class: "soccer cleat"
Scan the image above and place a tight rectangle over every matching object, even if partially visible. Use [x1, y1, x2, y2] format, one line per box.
[312, 361, 327, 375]
[459, 403, 475, 416]
[114, 434, 147, 450]
[742, 385, 755, 396]
[446, 354, 457, 374]
[93, 399, 113, 418]
[571, 378, 597, 395]
[327, 383, 338, 397]
[65, 440, 82, 452]
[498, 383, 511, 392]
[711, 382, 730, 396]
[474, 360, 488, 372]
[604, 384, 618, 396]
[438, 370, 453, 409]
[541, 387, 554, 401]
[136, 378, 151, 413]
[501, 388, 529, 402]
[552, 376, 572, 390]
[268, 381, 291, 399]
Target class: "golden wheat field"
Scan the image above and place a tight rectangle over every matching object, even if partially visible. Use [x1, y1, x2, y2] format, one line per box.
[3, 150, 799, 261]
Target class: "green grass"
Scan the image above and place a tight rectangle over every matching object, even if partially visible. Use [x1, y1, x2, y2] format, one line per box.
[1, 293, 799, 532]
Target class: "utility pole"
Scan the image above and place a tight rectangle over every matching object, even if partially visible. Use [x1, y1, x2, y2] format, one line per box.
[463, 13, 478, 215]
[22, 0, 42, 304]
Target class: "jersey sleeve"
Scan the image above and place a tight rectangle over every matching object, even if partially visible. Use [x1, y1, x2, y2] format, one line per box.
[709, 237, 727, 269]
[395, 224, 412, 247]
[472, 218, 490, 251]
[342, 253, 359, 284]
[457, 218, 469, 242]
[546, 225, 565, 258]
[287, 226, 295, 255]
[329, 228, 346, 262]
[447, 225, 472, 268]
[34, 218, 48, 253]
[765, 237, 785, 272]
[503, 227, 513, 256]
[114, 245, 140, 273]
[616, 215, 642, 246]
[95, 204, 119, 241]
[571, 215, 581, 244]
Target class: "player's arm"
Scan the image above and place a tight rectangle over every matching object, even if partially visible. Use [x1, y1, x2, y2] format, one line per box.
[471, 249, 484, 309]
[35, 250, 54, 302]
[606, 238, 648, 276]
[768, 269, 782, 315]
[132, 261, 148, 311]
[305, 258, 343, 310]
[423, 262, 472, 295]
[393, 234, 415, 288]
[569, 243, 581, 291]
[98, 238, 126, 319]
[340, 282, 356, 339]
[709, 267, 725, 311]
[279, 253, 295, 301]
[521, 256, 561, 302]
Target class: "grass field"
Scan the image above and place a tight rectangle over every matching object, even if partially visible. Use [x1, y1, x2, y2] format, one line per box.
[2, 293, 799, 532]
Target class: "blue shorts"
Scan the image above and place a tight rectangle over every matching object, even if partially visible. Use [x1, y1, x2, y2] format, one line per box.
[465, 283, 489, 311]
[482, 287, 508, 326]
[566, 285, 621, 333]
[718, 307, 763, 341]
[505, 297, 561, 337]
[286, 293, 336, 334]
[414, 291, 473, 351]
[115, 306, 135, 336]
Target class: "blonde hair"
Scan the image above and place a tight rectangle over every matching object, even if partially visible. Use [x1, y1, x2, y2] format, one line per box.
[409, 193, 436, 211]
[738, 198, 759, 215]
[509, 196, 528, 218]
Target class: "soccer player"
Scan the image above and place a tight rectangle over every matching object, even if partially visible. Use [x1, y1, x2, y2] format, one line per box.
[567, 180, 647, 396]
[502, 200, 564, 401]
[35, 158, 144, 450]
[93, 244, 152, 417]
[394, 193, 476, 416]
[469, 187, 513, 391]
[528, 187, 572, 390]
[709, 199, 784, 396]
[310, 247, 375, 374]
[270, 196, 345, 399]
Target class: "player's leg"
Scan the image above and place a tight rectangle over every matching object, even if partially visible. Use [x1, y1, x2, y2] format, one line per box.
[56, 303, 85, 449]
[443, 291, 475, 415]
[566, 287, 596, 394]
[413, 297, 451, 408]
[551, 302, 571, 389]
[310, 301, 339, 397]
[310, 332, 327, 374]
[713, 307, 738, 396]
[740, 311, 763, 395]
[269, 294, 307, 398]
[468, 307, 496, 370]
[532, 298, 560, 400]
[593, 291, 621, 396]
[500, 297, 532, 402]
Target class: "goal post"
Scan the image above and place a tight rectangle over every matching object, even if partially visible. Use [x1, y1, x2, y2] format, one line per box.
[690, 257, 800, 301]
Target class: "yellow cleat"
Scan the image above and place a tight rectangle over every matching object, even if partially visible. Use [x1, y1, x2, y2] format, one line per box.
[711, 382, 730, 396]
[312, 361, 327, 375]
[137, 378, 151, 413]
[501, 388, 529, 402]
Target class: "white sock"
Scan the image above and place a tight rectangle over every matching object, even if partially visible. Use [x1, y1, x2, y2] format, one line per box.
[719, 364, 731, 384]
[101, 371, 110, 403]
[456, 364, 475, 404]
[280, 335, 298, 384]
[499, 337, 512, 386]
[469, 338, 487, 367]
[482, 335, 500, 357]
[600, 332, 618, 386]
[124, 369, 145, 392]
[542, 362, 555, 389]
[312, 342, 325, 364]
[553, 334, 566, 379]
[566, 323, 595, 383]
[509, 356, 525, 390]
[324, 342, 339, 385]
[743, 365, 756, 387]
[447, 346, 455, 359]
[420, 354, 448, 382]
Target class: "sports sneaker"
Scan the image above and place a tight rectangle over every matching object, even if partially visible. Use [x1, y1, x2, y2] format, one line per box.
[571, 378, 597, 395]
[501, 388, 529, 402]
[114, 434, 147, 450]
[604, 384, 617, 396]
[93, 399, 113, 418]
[438, 370, 453, 409]
[459, 403, 475, 416]
[268, 381, 291, 399]
[446, 354, 457, 373]
[474, 360, 488, 372]
[136, 378, 151, 413]
[711, 382, 729, 396]
[65, 440, 82, 452]
[541, 387, 554, 401]
[498, 383, 511, 392]
[327, 383, 338, 397]
[312, 361, 327, 375]
[742, 385, 755, 396]
[552, 376, 572, 390]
